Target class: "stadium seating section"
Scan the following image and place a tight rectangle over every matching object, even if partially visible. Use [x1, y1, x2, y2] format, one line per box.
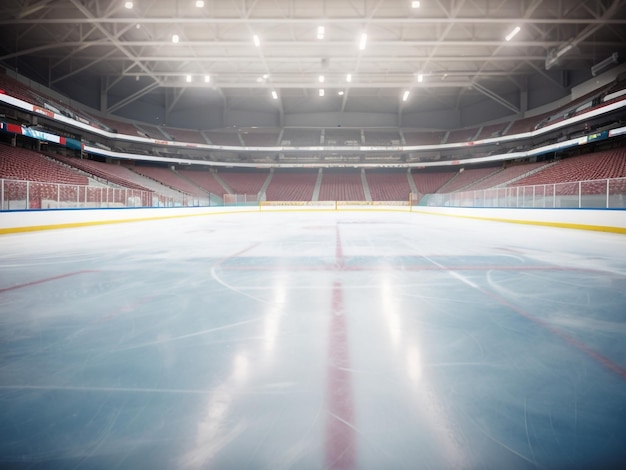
[366, 170, 411, 201]
[176, 169, 228, 196]
[164, 127, 207, 144]
[265, 170, 317, 201]
[512, 148, 626, 186]
[318, 170, 365, 201]
[1, 145, 88, 185]
[2, 68, 625, 205]
[130, 166, 210, 197]
[218, 170, 269, 196]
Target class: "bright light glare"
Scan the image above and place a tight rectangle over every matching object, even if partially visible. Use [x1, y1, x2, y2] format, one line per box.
[359, 33, 367, 50]
[186, 75, 192, 83]
[195, 0, 205, 7]
[317, 26, 325, 39]
[172, 34, 180, 43]
[346, 73, 352, 83]
[124, 1, 133, 9]
[338, 90, 344, 96]
[417, 73, 424, 82]
[271, 90, 278, 100]
[253, 34, 261, 47]
[505, 26, 521, 41]
[319, 89, 325, 97]
[318, 75, 325, 83]
[412, 1, 421, 8]
[402, 90, 410, 101]
[204, 75, 211, 83]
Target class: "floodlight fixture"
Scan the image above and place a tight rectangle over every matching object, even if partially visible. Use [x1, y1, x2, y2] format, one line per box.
[505, 26, 521, 42]
[591, 52, 619, 76]
[359, 33, 367, 51]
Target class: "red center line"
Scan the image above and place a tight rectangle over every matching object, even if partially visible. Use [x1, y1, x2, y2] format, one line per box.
[326, 281, 356, 470]
[0, 270, 97, 294]
[335, 225, 345, 269]
[325, 225, 356, 469]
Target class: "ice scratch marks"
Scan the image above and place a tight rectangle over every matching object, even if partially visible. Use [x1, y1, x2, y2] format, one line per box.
[524, 396, 537, 465]
[111, 318, 263, 352]
[429, 258, 626, 382]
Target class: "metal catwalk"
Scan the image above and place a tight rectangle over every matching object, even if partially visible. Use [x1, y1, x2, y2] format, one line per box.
[1, 211, 625, 469]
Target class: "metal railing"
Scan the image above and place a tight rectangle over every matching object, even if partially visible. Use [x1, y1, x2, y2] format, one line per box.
[422, 177, 626, 209]
[0, 179, 219, 210]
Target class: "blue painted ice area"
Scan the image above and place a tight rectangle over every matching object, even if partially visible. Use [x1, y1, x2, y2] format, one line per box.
[1, 211, 625, 469]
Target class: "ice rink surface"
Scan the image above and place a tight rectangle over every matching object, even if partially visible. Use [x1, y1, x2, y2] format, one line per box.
[1, 210, 626, 469]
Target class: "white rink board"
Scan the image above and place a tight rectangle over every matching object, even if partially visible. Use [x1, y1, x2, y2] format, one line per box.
[1, 204, 625, 234]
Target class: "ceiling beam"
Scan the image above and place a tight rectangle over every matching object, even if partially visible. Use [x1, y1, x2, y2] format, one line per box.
[67, 0, 160, 84]
[51, 49, 117, 84]
[108, 80, 475, 89]
[15, 0, 55, 19]
[38, 55, 583, 65]
[3, 40, 622, 51]
[341, 0, 386, 112]
[472, 82, 520, 113]
[106, 81, 161, 114]
[2, 17, 626, 25]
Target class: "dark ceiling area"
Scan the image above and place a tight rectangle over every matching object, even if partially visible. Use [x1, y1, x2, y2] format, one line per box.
[1, 0, 625, 129]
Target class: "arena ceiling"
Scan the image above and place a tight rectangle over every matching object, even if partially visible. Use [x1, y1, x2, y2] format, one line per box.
[1, 0, 625, 127]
